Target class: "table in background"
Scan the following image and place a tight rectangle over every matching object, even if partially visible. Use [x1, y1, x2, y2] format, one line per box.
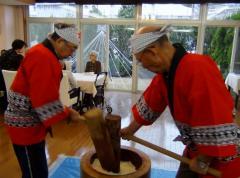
[72, 72, 104, 97]
[225, 72, 240, 109]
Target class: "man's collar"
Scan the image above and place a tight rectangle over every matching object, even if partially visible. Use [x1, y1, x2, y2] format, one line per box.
[42, 39, 59, 60]
[164, 43, 187, 78]
[172, 43, 187, 65]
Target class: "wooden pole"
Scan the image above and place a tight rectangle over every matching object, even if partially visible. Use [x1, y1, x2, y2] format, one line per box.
[124, 135, 221, 178]
[105, 114, 121, 173]
[84, 108, 116, 172]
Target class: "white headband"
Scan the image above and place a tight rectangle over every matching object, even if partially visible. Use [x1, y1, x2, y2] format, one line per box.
[129, 25, 172, 54]
[55, 26, 80, 46]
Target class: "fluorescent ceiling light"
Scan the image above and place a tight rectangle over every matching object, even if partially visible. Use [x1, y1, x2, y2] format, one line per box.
[172, 29, 193, 33]
[126, 27, 135, 31]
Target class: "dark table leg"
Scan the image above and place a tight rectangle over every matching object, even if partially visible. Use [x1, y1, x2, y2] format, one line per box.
[228, 86, 238, 110]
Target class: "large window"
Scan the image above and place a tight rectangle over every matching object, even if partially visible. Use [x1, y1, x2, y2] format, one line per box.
[203, 26, 234, 78]
[207, 3, 240, 20]
[142, 4, 200, 20]
[82, 24, 107, 72]
[233, 28, 240, 74]
[109, 25, 134, 90]
[29, 3, 76, 18]
[83, 5, 135, 19]
[170, 26, 198, 52]
[82, 24, 134, 90]
[206, 5, 240, 77]
[29, 23, 52, 47]
[28, 3, 240, 92]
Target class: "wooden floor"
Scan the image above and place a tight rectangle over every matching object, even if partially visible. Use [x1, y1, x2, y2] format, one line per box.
[0, 91, 187, 178]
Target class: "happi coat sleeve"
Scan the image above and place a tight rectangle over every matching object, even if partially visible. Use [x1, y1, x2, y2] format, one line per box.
[132, 74, 168, 125]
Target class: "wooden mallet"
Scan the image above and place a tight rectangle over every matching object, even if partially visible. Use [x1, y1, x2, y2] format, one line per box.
[82, 108, 121, 173]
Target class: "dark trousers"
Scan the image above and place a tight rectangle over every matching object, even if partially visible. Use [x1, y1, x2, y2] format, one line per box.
[13, 141, 48, 178]
[176, 162, 199, 178]
[176, 148, 199, 178]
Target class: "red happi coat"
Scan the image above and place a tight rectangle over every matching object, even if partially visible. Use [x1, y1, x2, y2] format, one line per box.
[4, 43, 69, 145]
[132, 53, 240, 178]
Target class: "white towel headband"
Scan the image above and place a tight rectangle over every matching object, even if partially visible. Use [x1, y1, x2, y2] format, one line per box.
[129, 25, 172, 54]
[55, 26, 80, 46]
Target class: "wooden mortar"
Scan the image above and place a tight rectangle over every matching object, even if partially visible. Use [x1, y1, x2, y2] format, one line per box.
[80, 146, 151, 178]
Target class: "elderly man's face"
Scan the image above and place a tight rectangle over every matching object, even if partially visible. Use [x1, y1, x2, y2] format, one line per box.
[56, 39, 78, 59]
[135, 46, 167, 73]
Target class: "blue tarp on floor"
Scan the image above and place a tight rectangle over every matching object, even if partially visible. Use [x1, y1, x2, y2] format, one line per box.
[49, 156, 177, 178]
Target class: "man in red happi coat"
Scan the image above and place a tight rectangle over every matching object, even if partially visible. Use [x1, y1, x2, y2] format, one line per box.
[4, 23, 82, 178]
[121, 25, 240, 178]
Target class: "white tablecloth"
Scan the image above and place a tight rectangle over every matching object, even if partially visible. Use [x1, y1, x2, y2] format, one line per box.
[225, 73, 240, 94]
[72, 73, 104, 96]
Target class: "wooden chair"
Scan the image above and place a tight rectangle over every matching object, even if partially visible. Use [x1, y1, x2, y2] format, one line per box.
[93, 72, 108, 108]
[94, 72, 112, 113]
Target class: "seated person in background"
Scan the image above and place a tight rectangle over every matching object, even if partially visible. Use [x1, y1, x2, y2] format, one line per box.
[0, 40, 27, 112]
[0, 39, 27, 70]
[85, 50, 102, 74]
[0, 70, 7, 114]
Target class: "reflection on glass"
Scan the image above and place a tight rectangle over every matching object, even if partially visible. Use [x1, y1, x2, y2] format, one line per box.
[83, 5, 135, 18]
[142, 4, 200, 20]
[233, 28, 240, 74]
[203, 26, 234, 78]
[137, 26, 198, 91]
[29, 3, 76, 18]
[207, 3, 240, 20]
[82, 24, 134, 91]
[170, 26, 198, 53]
[137, 66, 155, 91]
[29, 23, 52, 47]
[82, 24, 106, 71]
[109, 25, 133, 77]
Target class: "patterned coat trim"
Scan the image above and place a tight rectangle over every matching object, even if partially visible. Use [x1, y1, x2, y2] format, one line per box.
[5, 90, 40, 127]
[5, 90, 64, 127]
[136, 95, 160, 122]
[175, 121, 240, 146]
[35, 100, 64, 122]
